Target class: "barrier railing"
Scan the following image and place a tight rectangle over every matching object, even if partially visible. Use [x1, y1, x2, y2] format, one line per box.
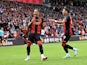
[0, 35, 87, 46]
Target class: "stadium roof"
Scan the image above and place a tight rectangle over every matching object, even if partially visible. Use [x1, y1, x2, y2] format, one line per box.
[74, 0, 87, 2]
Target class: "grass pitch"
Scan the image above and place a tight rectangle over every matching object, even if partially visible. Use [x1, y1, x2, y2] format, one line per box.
[0, 40, 87, 65]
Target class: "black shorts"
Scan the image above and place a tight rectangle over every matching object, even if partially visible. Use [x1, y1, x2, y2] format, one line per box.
[0, 36, 3, 43]
[28, 33, 41, 43]
[63, 33, 71, 43]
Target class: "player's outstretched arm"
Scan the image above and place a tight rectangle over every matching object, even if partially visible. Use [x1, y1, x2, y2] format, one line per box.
[28, 22, 32, 27]
[48, 19, 63, 24]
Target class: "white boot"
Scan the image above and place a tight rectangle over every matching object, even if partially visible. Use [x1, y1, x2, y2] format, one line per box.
[41, 54, 48, 61]
[64, 53, 70, 58]
[24, 56, 30, 61]
[73, 48, 78, 56]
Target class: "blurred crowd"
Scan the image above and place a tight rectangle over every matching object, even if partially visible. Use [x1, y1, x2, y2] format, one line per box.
[0, 1, 87, 39]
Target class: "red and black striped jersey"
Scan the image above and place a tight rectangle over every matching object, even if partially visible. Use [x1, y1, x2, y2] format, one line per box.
[64, 15, 72, 36]
[28, 17, 44, 34]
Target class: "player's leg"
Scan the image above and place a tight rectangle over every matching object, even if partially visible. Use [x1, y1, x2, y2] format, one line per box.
[1, 37, 4, 46]
[25, 41, 31, 61]
[62, 34, 78, 58]
[25, 34, 33, 61]
[65, 35, 78, 56]
[62, 34, 71, 58]
[65, 35, 73, 50]
[66, 44, 78, 55]
[0, 36, 1, 44]
[62, 40, 70, 58]
[35, 34, 47, 60]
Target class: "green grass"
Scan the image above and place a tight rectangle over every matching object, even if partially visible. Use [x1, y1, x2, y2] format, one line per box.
[0, 40, 87, 65]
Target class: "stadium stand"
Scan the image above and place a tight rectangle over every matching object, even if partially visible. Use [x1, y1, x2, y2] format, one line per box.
[0, 0, 87, 45]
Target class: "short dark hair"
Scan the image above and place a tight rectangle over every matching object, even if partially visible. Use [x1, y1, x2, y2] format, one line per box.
[63, 6, 69, 13]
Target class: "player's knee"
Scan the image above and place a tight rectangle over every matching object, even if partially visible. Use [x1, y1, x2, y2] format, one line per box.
[23, 38, 27, 43]
[62, 43, 66, 47]
[27, 40, 32, 47]
[27, 43, 31, 47]
[37, 40, 42, 46]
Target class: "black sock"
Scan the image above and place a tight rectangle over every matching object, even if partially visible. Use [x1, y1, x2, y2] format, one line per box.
[64, 46, 68, 53]
[27, 46, 30, 55]
[66, 45, 73, 50]
[39, 45, 43, 54]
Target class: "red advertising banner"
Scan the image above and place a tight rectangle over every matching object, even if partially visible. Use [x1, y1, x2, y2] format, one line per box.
[14, 0, 43, 4]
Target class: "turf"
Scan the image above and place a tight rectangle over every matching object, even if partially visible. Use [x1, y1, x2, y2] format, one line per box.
[0, 40, 87, 65]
